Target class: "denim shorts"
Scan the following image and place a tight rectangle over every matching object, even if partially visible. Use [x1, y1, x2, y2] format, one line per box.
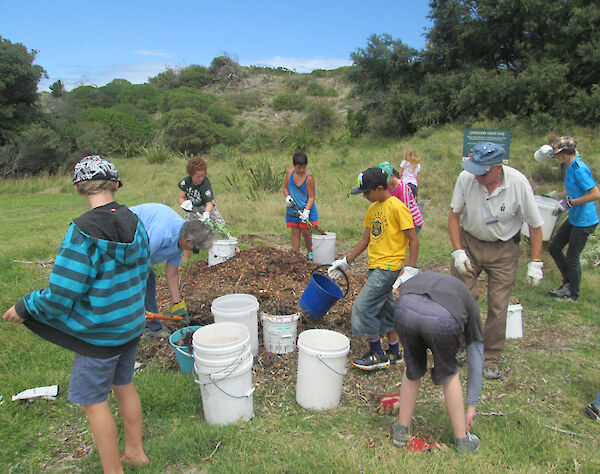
[395, 293, 461, 386]
[68, 344, 138, 405]
[351, 268, 401, 338]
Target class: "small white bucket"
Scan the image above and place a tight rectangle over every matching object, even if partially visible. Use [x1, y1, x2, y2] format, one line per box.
[506, 304, 523, 339]
[192, 322, 251, 367]
[208, 237, 238, 266]
[211, 294, 259, 356]
[296, 329, 350, 410]
[194, 353, 254, 425]
[521, 195, 559, 241]
[312, 232, 336, 265]
[261, 312, 300, 354]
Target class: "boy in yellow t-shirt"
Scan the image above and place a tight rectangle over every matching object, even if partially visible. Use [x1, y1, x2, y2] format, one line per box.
[328, 167, 419, 370]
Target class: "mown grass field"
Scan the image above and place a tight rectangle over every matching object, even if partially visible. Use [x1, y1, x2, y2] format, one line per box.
[2, 123, 600, 472]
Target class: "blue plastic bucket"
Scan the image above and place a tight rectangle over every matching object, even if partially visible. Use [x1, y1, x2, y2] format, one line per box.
[169, 326, 201, 373]
[299, 267, 348, 318]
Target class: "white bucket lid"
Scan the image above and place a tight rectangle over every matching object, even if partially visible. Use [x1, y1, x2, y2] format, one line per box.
[193, 322, 249, 355]
[194, 352, 253, 379]
[213, 236, 238, 245]
[534, 195, 559, 210]
[211, 294, 259, 315]
[297, 329, 350, 358]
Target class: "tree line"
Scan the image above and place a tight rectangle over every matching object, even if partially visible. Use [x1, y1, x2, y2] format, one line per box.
[348, 0, 600, 136]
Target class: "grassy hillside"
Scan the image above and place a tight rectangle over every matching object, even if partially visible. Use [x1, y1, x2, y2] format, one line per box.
[1, 125, 600, 471]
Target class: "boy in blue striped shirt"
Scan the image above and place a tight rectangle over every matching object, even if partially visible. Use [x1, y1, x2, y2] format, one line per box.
[3, 156, 151, 472]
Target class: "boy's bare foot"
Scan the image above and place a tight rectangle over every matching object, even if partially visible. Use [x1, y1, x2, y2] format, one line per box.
[121, 452, 150, 467]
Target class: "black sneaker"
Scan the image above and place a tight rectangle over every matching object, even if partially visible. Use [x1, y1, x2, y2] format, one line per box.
[586, 400, 600, 421]
[352, 351, 390, 370]
[386, 349, 403, 365]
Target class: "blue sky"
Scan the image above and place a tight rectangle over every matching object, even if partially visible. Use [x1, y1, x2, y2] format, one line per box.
[1, 1, 432, 91]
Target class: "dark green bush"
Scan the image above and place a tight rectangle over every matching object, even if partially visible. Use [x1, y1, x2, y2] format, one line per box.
[162, 108, 217, 154]
[159, 87, 217, 113]
[272, 93, 306, 111]
[221, 92, 263, 111]
[345, 109, 368, 138]
[207, 104, 234, 126]
[85, 107, 155, 148]
[213, 123, 243, 146]
[0, 124, 72, 176]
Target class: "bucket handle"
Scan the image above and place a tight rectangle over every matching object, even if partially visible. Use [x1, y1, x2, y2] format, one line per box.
[317, 354, 347, 377]
[173, 345, 193, 358]
[194, 377, 255, 399]
[312, 264, 349, 297]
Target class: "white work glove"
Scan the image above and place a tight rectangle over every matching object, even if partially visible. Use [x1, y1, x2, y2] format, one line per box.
[328, 257, 351, 279]
[552, 197, 571, 216]
[393, 266, 419, 289]
[547, 190, 561, 200]
[451, 249, 474, 278]
[300, 209, 310, 222]
[285, 195, 296, 208]
[180, 200, 193, 212]
[534, 144, 553, 163]
[526, 261, 544, 288]
[201, 211, 211, 222]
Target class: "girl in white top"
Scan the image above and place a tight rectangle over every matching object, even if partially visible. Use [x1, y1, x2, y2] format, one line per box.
[399, 149, 421, 199]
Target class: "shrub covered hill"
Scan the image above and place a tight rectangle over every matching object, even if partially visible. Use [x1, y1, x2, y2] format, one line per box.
[0, 56, 354, 177]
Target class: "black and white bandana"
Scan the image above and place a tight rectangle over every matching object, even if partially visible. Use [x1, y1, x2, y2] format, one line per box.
[72, 155, 122, 187]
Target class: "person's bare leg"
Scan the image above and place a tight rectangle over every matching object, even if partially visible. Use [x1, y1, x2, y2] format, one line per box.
[398, 370, 420, 427]
[182, 249, 191, 262]
[442, 373, 467, 438]
[112, 383, 149, 467]
[83, 400, 123, 474]
[291, 227, 301, 252]
[386, 329, 399, 345]
[300, 227, 312, 253]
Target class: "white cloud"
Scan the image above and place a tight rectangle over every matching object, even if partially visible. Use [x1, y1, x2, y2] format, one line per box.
[245, 56, 352, 73]
[135, 50, 171, 58]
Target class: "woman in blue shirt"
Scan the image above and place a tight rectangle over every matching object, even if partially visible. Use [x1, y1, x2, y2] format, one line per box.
[548, 136, 600, 301]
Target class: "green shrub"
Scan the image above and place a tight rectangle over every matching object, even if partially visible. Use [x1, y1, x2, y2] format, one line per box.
[272, 93, 306, 111]
[222, 92, 263, 111]
[246, 157, 284, 199]
[210, 144, 229, 160]
[178, 65, 212, 89]
[306, 82, 338, 97]
[85, 107, 155, 148]
[159, 87, 217, 113]
[304, 101, 338, 132]
[345, 109, 368, 138]
[280, 126, 322, 152]
[239, 127, 276, 153]
[162, 108, 217, 154]
[0, 124, 72, 176]
[142, 144, 173, 164]
[74, 122, 111, 156]
[207, 104, 234, 126]
[213, 123, 243, 146]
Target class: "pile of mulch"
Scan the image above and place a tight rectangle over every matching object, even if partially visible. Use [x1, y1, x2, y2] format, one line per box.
[136, 237, 451, 417]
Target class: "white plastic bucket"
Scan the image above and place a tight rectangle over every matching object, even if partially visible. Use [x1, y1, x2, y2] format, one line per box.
[194, 353, 254, 425]
[506, 304, 523, 339]
[192, 322, 251, 367]
[211, 294, 259, 356]
[208, 237, 238, 266]
[521, 195, 559, 241]
[261, 312, 300, 354]
[312, 232, 336, 265]
[296, 329, 350, 410]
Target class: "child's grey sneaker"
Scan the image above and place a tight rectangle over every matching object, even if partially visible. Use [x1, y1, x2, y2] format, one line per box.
[483, 365, 501, 379]
[549, 283, 570, 297]
[455, 432, 480, 453]
[352, 351, 390, 370]
[141, 327, 170, 339]
[392, 423, 411, 447]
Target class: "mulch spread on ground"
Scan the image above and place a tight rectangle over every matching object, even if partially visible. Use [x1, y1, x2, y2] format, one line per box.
[136, 236, 449, 430]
